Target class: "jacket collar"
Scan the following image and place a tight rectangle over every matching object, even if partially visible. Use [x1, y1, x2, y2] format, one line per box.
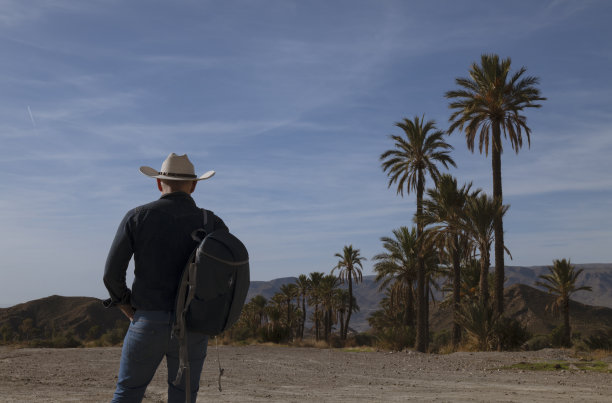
[160, 191, 195, 204]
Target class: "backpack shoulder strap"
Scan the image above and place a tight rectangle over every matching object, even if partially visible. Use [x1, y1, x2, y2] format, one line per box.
[190, 208, 216, 242]
[202, 208, 215, 236]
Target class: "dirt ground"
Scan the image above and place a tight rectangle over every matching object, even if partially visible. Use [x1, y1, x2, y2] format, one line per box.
[0, 345, 610, 402]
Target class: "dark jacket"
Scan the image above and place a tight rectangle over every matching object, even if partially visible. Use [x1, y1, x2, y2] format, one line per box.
[103, 191, 227, 311]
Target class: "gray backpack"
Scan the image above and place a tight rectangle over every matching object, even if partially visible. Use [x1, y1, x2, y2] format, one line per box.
[172, 209, 250, 401]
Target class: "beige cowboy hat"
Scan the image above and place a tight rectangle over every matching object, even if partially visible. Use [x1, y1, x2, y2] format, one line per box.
[139, 153, 215, 181]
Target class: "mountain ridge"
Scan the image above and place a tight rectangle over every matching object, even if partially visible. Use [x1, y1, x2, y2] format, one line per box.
[1, 264, 610, 337]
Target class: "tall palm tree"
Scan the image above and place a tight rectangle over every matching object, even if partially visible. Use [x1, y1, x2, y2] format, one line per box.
[459, 193, 509, 306]
[373, 226, 419, 327]
[380, 115, 456, 352]
[421, 174, 476, 347]
[446, 54, 545, 316]
[332, 245, 365, 340]
[535, 259, 592, 347]
[294, 274, 311, 339]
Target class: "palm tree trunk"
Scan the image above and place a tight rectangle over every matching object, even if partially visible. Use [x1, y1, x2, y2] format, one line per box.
[301, 295, 306, 339]
[452, 235, 461, 347]
[563, 296, 571, 347]
[491, 124, 505, 316]
[415, 174, 428, 352]
[345, 275, 353, 340]
[287, 298, 291, 338]
[326, 309, 330, 341]
[479, 246, 490, 306]
[315, 305, 320, 341]
[425, 275, 430, 346]
[406, 282, 414, 327]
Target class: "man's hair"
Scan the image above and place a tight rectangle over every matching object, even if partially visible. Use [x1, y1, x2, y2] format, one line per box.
[160, 179, 194, 193]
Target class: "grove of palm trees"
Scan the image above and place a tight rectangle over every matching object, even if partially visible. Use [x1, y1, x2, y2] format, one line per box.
[224, 54, 602, 353]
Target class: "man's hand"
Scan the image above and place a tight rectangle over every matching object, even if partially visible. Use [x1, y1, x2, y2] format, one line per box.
[119, 304, 135, 321]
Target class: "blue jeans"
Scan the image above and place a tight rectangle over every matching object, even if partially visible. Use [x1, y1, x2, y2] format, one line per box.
[111, 311, 209, 403]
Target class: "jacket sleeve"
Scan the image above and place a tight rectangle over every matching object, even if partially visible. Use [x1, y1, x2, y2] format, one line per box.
[103, 211, 134, 307]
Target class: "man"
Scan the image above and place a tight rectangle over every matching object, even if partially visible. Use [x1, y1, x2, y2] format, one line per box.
[103, 153, 227, 402]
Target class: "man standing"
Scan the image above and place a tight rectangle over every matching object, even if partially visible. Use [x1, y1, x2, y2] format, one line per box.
[103, 153, 227, 402]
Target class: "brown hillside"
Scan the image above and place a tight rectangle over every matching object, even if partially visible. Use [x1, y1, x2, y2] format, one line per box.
[430, 283, 612, 337]
[0, 295, 126, 339]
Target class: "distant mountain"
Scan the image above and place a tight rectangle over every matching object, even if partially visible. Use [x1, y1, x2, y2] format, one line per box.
[1, 264, 609, 340]
[0, 295, 125, 340]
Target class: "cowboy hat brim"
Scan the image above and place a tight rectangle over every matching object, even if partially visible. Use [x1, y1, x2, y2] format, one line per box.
[139, 166, 215, 181]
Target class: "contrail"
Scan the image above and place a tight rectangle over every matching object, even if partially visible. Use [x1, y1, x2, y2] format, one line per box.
[27, 106, 36, 127]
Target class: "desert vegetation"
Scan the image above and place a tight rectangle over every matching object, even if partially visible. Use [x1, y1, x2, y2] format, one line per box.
[0, 317, 129, 348]
[220, 54, 605, 354]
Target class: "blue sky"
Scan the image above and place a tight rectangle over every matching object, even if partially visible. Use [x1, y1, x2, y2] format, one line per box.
[1, 0, 611, 305]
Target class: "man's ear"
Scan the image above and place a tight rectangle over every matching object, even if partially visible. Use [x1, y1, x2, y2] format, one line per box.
[157, 178, 163, 192]
[189, 181, 197, 194]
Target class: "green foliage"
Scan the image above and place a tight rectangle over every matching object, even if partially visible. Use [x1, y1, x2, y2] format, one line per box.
[225, 325, 252, 343]
[86, 325, 102, 341]
[584, 328, 612, 350]
[446, 54, 546, 155]
[457, 305, 530, 351]
[536, 258, 592, 315]
[374, 326, 415, 351]
[0, 323, 14, 343]
[429, 329, 452, 353]
[96, 320, 129, 346]
[495, 317, 531, 351]
[353, 332, 375, 347]
[29, 332, 82, 348]
[457, 301, 499, 351]
[98, 328, 125, 346]
[260, 324, 291, 344]
[18, 318, 38, 340]
[523, 335, 552, 351]
[550, 325, 570, 348]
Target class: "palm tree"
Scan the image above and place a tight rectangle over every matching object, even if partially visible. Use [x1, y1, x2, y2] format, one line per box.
[421, 174, 476, 347]
[266, 295, 284, 337]
[244, 295, 268, 335]
[334, 289, 359, 338]
[380, 115, 456, 352]
[457, 300, 500, 351]
[446, 54, 545, 316]
[308, 272, 325, 341]
[373, 226, 419, 327]
[439, 258, 486, 305]
[279, 283, 298, 337]
[535, 259, 592, 347]
[294, 274, 311, 339]
[319, 274, 341, 342]
[459, 194, 509, 306]
[332, 245, 365, 340]
[368, 287, 407, 331]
